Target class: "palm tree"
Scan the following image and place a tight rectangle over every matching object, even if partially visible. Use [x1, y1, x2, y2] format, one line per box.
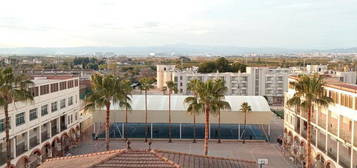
[287, 74, 333, 168]
[119, 80, 132, 141]
[239, 102, 251, 144]
[84, 73, 125, 151]
[0, 67, 33, 167]
[161, 86, 167, 95]
[211, 79, 231, 143]
[195, 79, 229, 155]
[185, 79, 203, 143]
[166, 81, 177, 143]
[139, 77, 154, 142]
[184, 96, 202, 143]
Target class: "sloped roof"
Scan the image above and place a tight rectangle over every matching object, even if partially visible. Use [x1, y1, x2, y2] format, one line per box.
[110, 95, 270, 112]
[39, 149, 257, 168]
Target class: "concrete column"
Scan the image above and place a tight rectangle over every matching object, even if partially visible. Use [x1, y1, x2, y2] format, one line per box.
[57, 118, 60, 134]
[351, 120, 355, 168]
[26, 131, 30, 151]
[179, 123, 182, 139]
[121, 123, 124, 139]
[39, 125, 42, 143]
[337, 114, 341, 163]
[325, 111, 329, 153]
[12, 138, 16, 158]
[238, 125, 241, 140]
[49, 122, 52, 138]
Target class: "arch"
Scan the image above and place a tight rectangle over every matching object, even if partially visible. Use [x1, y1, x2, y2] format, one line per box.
[15, 155, 29, 168]
[61, 133, 71, 154]
[29, 149, 42, 168]
[325, 161, 336, 168]
[315, 153, 325, 163]
[30, 148, 42, 155]
[51, 137, 62, 157]
[41, 143, 51, 162]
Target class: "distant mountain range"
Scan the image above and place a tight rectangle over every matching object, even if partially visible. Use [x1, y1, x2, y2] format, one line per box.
[0, 44, 356, 56]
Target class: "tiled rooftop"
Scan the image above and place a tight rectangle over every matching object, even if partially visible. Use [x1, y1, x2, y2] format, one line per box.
[39, 149, 257, 168]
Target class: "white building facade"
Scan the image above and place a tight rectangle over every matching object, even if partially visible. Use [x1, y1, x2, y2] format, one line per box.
[284, 76, 357, 168]
[157, 65, 291, 105]
[0, 76, 85, 168]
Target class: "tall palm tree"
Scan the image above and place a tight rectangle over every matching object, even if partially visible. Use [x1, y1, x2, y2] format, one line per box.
[119, 80, 132, 141]
[186, 79, 203, 143]
[211, 79, 231, 143]
[287, 74, 333, 168]
[196, 79, 229, 155]
[0, 67, 33, 167]
[84, 73, 125, 151]
[166, 81, 177, 143]
[139, 77, 154, 142]
[239, 102, 251, 144]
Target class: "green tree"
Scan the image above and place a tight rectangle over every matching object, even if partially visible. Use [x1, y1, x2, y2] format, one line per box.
[139, 77, 155, 142]
[0, 67, 33, 167]
[166, 81, 178, 143]
[84, 73, 126, 150]
[239, 102, 251, 144]
[215, 57, 230, 72]
[119, 80, 132, 141]
[287, 74, 333, 168]
[195, 79, 230, 155]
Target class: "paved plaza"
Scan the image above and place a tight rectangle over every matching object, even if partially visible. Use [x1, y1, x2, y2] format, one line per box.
[69, 116, 298, 168]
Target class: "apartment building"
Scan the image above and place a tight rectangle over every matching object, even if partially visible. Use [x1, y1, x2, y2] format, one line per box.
[284, 76, 357, 168]
[0, 76, 85, 168]
[157, 65, 290, 105]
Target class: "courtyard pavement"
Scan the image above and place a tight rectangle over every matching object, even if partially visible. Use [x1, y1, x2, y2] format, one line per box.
[69, 115, 298, 168]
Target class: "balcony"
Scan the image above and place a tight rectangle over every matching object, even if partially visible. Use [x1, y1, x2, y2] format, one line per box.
[16, 142, 26, 157]
[0, 151, 6, 166]
[318, 113, 326, 129]
[328, 119, 338, 136]
[60, 125, 67, 132]
[327, 150, 337, 162]
[51, 126, 58, 136]
[41, 132, 49, 142]
[29, 136, 39, 148]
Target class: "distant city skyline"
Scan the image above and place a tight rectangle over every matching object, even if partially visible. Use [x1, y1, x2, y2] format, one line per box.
[1, 0, 357, 49]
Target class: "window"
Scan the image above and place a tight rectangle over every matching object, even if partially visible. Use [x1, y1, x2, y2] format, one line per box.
[68, 80, 74, 88]
[60, 82, 67, 90]
[16, 113, 25, 126]
[40, 85, 50, 95]
[41, 105, 48, 116]
[74, 79, 79, 87]
[68, 96, 73, 106]
[75, 112, 78, 120]
[29, 108, 37, 121]
[0, 119, 4, 132]
[60, 99, 66, 109]
[29, 87, 39, 97]
[70, 115, 73, 123]
[50, 83, 59, 93]
[68, 116, 71, 125]
[51, 102, 58, 112]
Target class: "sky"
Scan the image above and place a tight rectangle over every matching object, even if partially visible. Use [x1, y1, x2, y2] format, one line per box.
[0, 0, 356, 49]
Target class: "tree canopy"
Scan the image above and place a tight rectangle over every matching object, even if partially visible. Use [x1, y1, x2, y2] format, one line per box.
[198, 57, 246, 73]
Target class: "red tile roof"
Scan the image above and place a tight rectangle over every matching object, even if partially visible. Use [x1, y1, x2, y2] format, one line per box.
[39, 149, 257, 168]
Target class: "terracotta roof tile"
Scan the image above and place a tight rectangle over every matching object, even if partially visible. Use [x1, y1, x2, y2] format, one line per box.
[40, 149, 256, 168]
